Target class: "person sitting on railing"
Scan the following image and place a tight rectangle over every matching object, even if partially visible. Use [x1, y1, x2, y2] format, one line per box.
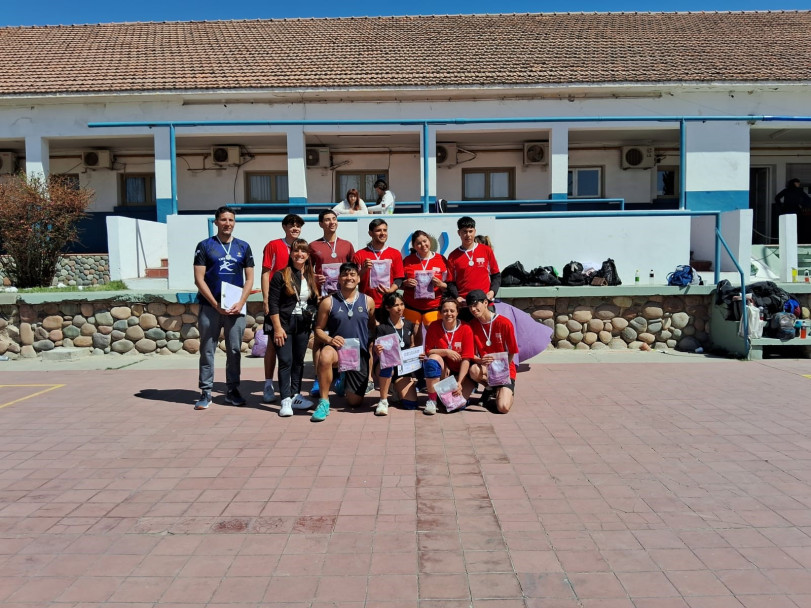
[332, 189, 368, 215]
[367, 179, 395, 214]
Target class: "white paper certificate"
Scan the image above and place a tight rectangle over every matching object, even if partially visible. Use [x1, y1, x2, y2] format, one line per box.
[397, 345, 424, 376]
[220, 281, 247, 315]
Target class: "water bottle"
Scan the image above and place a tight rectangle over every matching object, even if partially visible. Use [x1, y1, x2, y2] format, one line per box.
[649, 269, 654, 285]
[635, 269, 640, 284]
[805, 270, 810, 283]
[795, 319, 803, 338]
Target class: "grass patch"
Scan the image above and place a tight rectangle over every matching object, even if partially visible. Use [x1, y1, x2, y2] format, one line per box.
[15, 280, 129, 293]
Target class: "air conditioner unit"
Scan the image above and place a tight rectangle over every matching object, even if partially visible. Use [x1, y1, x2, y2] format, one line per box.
[0, 152, 17, 175]
[210, 146, 241, 166]
[436, 144, 457, 167]
[82, 149, 112, 169]
[621, 146, 656, 169]
[305, 147, 330, 168]
[523, 142, 548, 166]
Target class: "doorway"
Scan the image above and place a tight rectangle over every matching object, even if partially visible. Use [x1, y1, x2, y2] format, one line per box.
[749, 167, 773, 244]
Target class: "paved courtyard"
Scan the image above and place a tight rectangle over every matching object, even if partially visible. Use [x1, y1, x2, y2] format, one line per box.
[1, 352, 810, 607]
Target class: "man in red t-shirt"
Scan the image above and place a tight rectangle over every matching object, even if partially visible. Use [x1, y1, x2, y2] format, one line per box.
[465, 290, 518, 414]
[352, 218, 405, 315]
[260, 214, 304, 403]
[446, 216, 501, 322]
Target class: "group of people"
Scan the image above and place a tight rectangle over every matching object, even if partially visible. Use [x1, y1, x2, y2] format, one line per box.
[192, 206, 519, 421]
[331, 179, 395, 216]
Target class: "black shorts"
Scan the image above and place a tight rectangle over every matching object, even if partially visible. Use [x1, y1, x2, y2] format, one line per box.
[342, 353, 370, 397]
[488, 378, 515, 394]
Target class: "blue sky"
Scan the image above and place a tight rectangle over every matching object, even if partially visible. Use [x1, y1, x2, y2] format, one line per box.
[1, 0, 806, 26]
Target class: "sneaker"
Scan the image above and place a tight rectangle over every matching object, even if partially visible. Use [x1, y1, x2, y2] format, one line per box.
[365, 380, 375, 395]
[194, 391, 212, 410]
[225, 388, 247, 406]
[375, 399, 389, 416]
[311, 399, 330, 422]
[334, 373, 346, 397]
[424, 399, 437, 416]
[311, 379, 320, 395]
[480, 387, 494, 404]
[291, 394, 314, 410]
[263, 383, 277, 403]
[279, 397, 294, 417]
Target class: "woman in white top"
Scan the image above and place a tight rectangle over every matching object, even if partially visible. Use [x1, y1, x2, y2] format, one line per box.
[332, 188, 368, 215]
[367, 179, 395, 214]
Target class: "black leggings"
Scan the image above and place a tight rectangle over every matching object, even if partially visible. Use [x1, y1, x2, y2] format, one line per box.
[276, 315, 310, 400]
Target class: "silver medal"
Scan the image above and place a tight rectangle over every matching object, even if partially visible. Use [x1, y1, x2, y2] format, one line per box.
[331, 252, 337, 258]
[468, 259, 474, 266]
[486, 340, 492, 346]
[347, 308, 353, 318]
[399, 340, 405, 348]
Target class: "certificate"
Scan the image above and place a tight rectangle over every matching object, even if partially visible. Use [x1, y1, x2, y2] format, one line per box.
[398, 345, 424, 376]
[220, 281, 247, 315]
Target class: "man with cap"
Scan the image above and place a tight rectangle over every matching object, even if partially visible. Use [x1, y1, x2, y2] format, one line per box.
[465, 289, 518, 414]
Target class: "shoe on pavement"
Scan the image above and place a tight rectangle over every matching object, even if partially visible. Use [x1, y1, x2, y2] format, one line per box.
[279, 397, 294, 417]
[225, 388, 247, 406]
[311, 399, 330, 422]
[291, 394, 314, 410]
[334, 373, 346, 397]
[424, 399, 437, 415]
[263, 383, 277, 403]
[375, 399, 389, 416]
[194, 391, 212, 410]
[311, 379, 320, 395]
[365, 380, 375, 395]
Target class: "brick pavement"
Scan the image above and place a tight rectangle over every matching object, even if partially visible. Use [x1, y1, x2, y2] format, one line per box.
[0, 357, 810, 607]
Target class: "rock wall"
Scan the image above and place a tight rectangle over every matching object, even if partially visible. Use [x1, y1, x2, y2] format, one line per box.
[0, 254, 111, 287]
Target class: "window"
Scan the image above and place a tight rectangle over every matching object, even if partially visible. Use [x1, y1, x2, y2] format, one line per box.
[656, 166, 679, 198]
[567, 167, 602, 198]
[54, 174, 80, 190]
[462, 168, 514, 200]
[336, 172, 388, 203]
[120, 174, 156, 206]
[246, 172, 289, 203]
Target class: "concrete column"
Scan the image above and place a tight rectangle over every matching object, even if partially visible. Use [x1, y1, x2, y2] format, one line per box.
[685, 121, 750, 211]
[153, 127, 175, 223]
[548, 124, 569, 206]
[286, 127, 308, 213]
[779, 213, 798, 282]
[24, 136, 49, 180]
[424, 124, 436, 211]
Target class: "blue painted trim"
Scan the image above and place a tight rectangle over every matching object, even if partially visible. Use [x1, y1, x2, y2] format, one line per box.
[685, 191, 748, 211]
[156, 198, 173, 223]
[287, 197, 308, 215]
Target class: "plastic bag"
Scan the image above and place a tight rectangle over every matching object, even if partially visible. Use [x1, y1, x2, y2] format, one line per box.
[251, 328, 268, 357]
[738, 302, 764, 339]
[375, 333, 403, 368]
[369, 259, 392, 289]
[338, 338, 361, 372]
[321, 263, 342, 296]
[414, 270, 435, 299]
[486, 351, 511, 387]
[434, 375, 467, 412]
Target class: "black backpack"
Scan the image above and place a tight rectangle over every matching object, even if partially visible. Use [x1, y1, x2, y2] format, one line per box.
[561, 261, 586, 286]
[526, 265, 561, 286]
[598, 258, 622, 286]
[501, 261, 529, 286]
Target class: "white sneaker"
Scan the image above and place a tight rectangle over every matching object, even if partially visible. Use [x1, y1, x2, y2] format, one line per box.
[424, 399, 437, 415]
[263, 383, 277, 403]
[279, 397, 293, 417]
[375, 399, 389, 416]
[291, 394, 314, 410]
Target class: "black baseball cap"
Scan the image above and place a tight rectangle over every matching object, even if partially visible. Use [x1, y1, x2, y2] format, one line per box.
[465, 289, 488, 305]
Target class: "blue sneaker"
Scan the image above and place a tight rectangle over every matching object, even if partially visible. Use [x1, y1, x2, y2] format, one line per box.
[311, 379, 320, 396]
[225, 388, 247, 407]
[194, 391, 212, 410]
[333, 373, 346, 397]
[311, 399, 330, 422]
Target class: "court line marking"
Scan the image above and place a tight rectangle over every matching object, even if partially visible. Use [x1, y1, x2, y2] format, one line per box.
[0, 384, 65, 410]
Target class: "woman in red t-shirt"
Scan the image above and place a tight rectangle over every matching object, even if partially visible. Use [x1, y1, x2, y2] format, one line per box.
[402, 230, 448, 343]
[421, 298, 475, 415]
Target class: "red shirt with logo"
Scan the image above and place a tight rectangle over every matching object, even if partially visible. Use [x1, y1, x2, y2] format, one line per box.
[402, 252, 449, 312]
[261, 238, 292, 274]
[446, 243, 499, 298]
[353, 245, 405, 308]
[470, 313, 518, 380]
[424, 320, 475, 373]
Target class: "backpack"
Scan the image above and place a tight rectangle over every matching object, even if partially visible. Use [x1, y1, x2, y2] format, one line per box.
[784, 298, 801, 317]
[526, 265, 561, 286]
[598, 258, 622, 286]
[501, 261, 529, 287]
[434, 198, 447, 213]
[767, 312, 796, 341]
[667, 265, 703, 287]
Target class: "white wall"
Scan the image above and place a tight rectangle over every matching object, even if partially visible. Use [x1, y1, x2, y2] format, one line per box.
[690, 209, 753, 273]
[106, 216, 167, 280]
[163, 213, 691, 291]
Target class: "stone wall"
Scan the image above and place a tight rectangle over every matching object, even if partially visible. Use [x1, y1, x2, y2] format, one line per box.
[0, 254, 110, 287]
[0, 300, 266, 359]
[509, 294, 713, 352]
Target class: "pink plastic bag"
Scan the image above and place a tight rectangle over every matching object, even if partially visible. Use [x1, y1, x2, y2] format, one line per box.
[369, 259, 392, 289]
[375, 333, 403, 369]
[251, 328, 268, 357]
[435, 376, 467, 412]
[486, 351, 511, 387]
[338, 338, 361, 372]
[321, 263, 342, 296]
[414, 270, 435, 300]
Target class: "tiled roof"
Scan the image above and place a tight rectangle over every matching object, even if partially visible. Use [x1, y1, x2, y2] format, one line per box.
[1, 12, 810, 96]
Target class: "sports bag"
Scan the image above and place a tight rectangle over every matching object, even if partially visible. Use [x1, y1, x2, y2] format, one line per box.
[667, 265, 703, 287]
[561, 261, 586, 286]
[501, 261, 529, 287]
